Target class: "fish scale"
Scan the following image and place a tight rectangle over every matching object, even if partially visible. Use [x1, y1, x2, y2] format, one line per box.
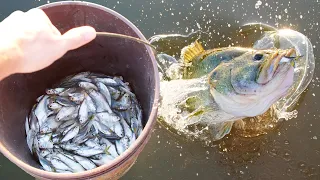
[25, 72, 143, 173]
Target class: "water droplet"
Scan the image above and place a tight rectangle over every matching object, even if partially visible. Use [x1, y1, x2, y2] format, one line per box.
[284, 8, 288, 13]
[227, 24, 231, 27]
[269, 148, 278, 157]
[239, 170, 244, 175]
[298, 162, 307, 169]
[312, 93, 315, 96]
[255, 0, 262, 9]
[284, 140, 290, 145]
[300, 15, 303, 19]
[283, 150, 291, 161]
[286, 168, 292, 176]
[196, 22, 201, 29]
[312, 136, 317, 140]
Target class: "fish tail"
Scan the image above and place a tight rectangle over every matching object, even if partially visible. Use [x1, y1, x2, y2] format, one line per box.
[180, 40, 205, 63]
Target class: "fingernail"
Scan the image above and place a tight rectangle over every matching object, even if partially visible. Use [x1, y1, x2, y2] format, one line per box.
[82, 27, 96, 41]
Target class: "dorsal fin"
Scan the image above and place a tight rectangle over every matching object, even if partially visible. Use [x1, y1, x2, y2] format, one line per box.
[180, 40, 205, 63]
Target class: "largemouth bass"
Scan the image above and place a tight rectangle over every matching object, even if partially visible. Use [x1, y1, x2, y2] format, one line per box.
[152, 29, 303, 141]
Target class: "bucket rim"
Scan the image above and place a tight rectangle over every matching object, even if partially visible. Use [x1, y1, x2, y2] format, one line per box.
[0, 1, 160, 179]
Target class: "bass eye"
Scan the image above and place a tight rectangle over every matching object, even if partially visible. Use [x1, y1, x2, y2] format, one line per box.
[253, 54, 263, 61]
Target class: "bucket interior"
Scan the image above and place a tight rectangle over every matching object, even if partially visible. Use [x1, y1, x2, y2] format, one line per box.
[0, 3, 156, 170]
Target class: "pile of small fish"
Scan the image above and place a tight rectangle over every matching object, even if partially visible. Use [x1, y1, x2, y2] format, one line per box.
[25, 72, 143, 173]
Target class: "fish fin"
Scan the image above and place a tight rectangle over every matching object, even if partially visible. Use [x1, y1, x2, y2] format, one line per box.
[211, 121, 234, 141]
[104, 146, 112, 155]
[180, 40, 205, 63]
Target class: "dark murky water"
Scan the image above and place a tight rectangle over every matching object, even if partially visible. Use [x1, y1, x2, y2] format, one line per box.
[0, 0, 319, 179]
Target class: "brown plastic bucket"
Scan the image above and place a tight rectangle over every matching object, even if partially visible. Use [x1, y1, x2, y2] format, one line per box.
[0, 1, 159, 179]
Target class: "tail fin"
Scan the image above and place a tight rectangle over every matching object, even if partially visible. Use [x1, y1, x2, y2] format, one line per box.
[180, 40, 205, 63]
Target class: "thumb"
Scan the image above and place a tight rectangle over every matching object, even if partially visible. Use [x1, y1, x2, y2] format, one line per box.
[61, 26, 96, 50]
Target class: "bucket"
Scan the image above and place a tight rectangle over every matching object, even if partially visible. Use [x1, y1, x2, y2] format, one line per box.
[0, 1, 159, 179]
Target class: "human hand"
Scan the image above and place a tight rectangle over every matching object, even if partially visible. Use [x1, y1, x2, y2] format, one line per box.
[0, 8, 96, 75]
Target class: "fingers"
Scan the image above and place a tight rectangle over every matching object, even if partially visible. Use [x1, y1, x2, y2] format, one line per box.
[30, 9, 60, 35]
[50, 24, 62, 36]
[25, 8, 61, 35]
[25, 8, 96, 48]
[60, 26, 96, 50]
[26, 8, 50, 23]
[35, 9, 61, 36]
[1, 10, 24, 25]
[7, 10, 24, 19]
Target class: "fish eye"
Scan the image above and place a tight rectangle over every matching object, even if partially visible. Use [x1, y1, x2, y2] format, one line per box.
[253, 54, 264, 61]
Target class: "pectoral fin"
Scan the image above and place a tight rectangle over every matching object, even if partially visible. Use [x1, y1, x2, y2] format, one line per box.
[210, 121, 234, 141]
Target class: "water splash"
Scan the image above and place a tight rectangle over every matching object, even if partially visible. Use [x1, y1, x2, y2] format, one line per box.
[277, 110, 298, 121]
[152, 26, 315, 143]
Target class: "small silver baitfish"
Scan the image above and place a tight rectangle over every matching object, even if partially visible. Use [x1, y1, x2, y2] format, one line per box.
[25, 72, 143, 173]
[90, 154, 114, 166]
